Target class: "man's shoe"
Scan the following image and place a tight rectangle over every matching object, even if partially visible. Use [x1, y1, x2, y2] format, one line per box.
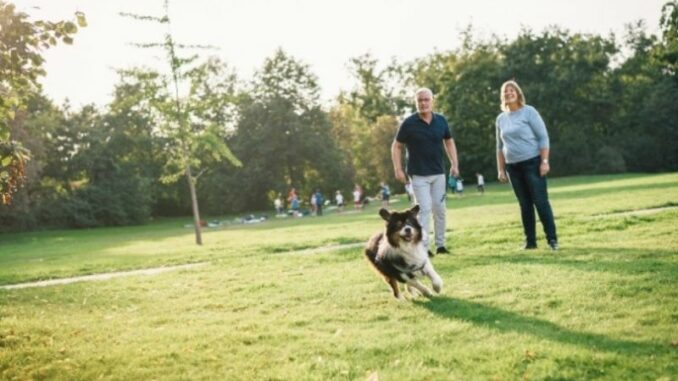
[524, 242, 537, 250]
[436, 246, 450, 254]
[548, 240, 559, 251]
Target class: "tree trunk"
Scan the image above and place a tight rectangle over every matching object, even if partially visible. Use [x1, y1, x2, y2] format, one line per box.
[186, 167, 203, 245]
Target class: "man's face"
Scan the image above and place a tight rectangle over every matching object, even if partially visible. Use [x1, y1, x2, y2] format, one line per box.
[416, 92, 433, 113]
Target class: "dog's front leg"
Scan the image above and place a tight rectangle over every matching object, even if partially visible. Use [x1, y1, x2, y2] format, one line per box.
[406, 279, 434, 298]
[406, 284, 421, 297]
[386, 277, 403, 299]
[422, 261, 443, 293]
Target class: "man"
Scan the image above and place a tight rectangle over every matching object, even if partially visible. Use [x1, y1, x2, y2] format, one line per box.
[391, 88, 459, 255]
[379, 181, 390, 207]
[476, 172, 485, 194]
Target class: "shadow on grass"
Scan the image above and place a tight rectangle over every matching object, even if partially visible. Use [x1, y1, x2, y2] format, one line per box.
[414, 296, 667, 355]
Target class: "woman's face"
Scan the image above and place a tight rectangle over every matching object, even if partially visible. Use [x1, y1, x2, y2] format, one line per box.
[503, 85, 519, 104]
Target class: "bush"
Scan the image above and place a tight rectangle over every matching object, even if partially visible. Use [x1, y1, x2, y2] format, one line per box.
[594, 146, 627, 173]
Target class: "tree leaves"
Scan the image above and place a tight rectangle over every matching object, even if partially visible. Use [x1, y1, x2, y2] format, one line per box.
[0, 1, 86, 204]
[75, 12, 87, 28]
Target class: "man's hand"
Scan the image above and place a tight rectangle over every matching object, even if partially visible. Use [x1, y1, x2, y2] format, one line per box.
[450, 166, 459, 178]
[395, 168, 407, 183]
[498, 171, 508, 183]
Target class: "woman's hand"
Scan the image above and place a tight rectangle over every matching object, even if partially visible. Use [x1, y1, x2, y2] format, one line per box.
[540, 162, 550, 177]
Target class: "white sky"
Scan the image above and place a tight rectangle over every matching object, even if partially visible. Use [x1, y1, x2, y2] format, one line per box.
[13, 0, 668, 108]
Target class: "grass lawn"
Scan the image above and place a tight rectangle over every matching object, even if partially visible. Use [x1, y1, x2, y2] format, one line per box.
[1, 173, 677, 380]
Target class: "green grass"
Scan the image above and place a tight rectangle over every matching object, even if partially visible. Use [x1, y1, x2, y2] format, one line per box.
[1, 173, 677, 380]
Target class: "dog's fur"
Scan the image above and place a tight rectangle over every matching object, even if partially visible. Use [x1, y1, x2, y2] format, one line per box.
[364, 205, 443, 299]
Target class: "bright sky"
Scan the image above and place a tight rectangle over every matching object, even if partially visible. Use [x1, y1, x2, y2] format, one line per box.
[13, 0, 668, 108]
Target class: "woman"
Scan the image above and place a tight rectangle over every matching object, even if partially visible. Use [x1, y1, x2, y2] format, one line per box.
[496, 80, 558, 251]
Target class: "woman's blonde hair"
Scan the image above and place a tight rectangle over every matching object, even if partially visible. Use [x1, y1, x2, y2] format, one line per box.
[500, 80, 525, 112]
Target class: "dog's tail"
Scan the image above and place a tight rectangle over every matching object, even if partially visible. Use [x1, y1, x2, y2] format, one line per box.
[364, 232, 383, 265]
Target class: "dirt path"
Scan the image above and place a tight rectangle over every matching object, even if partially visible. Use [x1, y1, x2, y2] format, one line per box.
[0, 263, 208, 290]
[0, 242, 364, 290]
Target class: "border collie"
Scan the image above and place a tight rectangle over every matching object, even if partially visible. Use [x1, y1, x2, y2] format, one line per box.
[364, 205, 443, 299]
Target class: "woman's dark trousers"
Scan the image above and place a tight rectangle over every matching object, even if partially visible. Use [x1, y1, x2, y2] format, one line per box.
[506, 156, 558, 246]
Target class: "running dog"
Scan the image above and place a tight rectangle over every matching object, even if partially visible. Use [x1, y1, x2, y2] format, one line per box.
[364, 205, 443, 299]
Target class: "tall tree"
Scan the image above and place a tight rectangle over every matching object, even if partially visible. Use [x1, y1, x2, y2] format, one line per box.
[345, 53, 407, 122]
[231, 49, 349, 210]
[121, 1, 241, 244]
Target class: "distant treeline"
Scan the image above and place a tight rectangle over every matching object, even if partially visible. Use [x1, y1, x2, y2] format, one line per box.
[1, 3, 677, 231]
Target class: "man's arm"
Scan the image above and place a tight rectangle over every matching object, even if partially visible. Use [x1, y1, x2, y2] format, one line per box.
[391, 140, 407, 183]
[444, 138, 459, 177]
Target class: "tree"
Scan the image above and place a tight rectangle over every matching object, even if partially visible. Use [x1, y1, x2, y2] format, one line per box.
[329, 54, 409, 193]
[658, 0, 678, 76]
[121, 1, 241, 244]
[610, 20, 678, 172]
[230, 49, 349, 210]
[0, 1, 85, 204]
[345, 53, 408, 122]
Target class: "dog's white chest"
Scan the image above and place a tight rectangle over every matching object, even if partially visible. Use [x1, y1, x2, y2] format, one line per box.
[379, 240, 428, 272]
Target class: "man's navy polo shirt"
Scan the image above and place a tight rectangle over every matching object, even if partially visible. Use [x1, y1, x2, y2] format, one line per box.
[395, 112, 452, 176]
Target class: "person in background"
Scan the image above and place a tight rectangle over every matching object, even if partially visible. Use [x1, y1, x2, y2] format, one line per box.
[290, 193, 300, 217]
[353, 184, 362, 211]
[476, 172, 485, 194]
[310, 192, 317, 215]
[455, 177, 464, 197]
[391, 87, 460, 255]
[287, 187, 297, 206]
[380, 181, 390, 207]
[335, 190, 344, 212]
[274, 194, 283, 215]
[314, 189, 325, 216]
[496, 80, 558, 251]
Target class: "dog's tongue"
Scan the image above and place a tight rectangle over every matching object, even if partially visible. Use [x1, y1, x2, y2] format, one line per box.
[401, 233, 412, 241]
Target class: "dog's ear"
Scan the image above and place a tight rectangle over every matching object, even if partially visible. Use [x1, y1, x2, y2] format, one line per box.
[379, 208, 391, 221]
[409, 204, 420, 215]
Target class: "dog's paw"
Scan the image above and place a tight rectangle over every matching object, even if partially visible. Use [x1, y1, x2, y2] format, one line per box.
[432, 281, 443, 294]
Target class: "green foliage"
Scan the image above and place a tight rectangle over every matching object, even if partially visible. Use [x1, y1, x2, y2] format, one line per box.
[63, 176, 151, 228]
[407, 23, 676, 181]
[594, 146, 627, 173]
[0, 1, 85, 204]
[230, 50, 350, 210]
[3, 3, 678, 231]
[345, 53, 407, 122]
[330, 54, 409, 193]
[658, 0, 678, 75]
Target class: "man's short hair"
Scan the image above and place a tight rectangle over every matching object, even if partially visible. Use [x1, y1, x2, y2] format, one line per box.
[415, 87, 433, 99]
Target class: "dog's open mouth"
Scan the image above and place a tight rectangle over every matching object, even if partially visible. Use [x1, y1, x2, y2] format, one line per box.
[400, 232, 413, 242]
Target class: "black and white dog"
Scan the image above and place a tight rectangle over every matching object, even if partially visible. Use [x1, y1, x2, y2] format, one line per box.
[364, 205, 443, 299]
